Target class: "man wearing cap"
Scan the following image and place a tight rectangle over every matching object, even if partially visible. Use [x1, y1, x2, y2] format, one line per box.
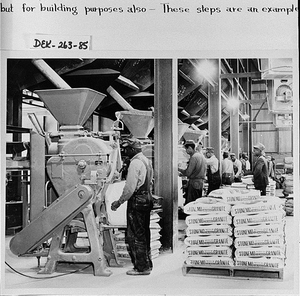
[205, 147, 221, 194]
[230, 152, 242, 182]
[252, 142, 269, 195]
[178, 140, 207, 204]
[111, 138, 153, 275]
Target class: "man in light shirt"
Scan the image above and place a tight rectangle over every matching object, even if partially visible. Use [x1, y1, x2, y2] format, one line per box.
[205, 147, 221, 194]
[221, 151, 234, 185]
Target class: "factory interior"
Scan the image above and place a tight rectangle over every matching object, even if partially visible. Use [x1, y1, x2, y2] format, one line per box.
[2, 58, 298, 295]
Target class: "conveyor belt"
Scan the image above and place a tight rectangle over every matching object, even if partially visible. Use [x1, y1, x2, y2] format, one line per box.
[10, 184, 94, 256]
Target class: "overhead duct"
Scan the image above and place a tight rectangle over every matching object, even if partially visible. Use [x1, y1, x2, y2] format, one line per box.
[31, 59, 71, 89]
[260, 58, 293, 80]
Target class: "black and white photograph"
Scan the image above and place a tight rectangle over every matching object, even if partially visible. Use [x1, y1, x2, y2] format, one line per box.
[0, 1, 298, 296]
[2, 57, 298, 295]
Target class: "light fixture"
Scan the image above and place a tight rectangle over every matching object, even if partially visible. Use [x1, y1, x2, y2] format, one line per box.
[226, 97, 240, 111]
[195, 59, 217, 85]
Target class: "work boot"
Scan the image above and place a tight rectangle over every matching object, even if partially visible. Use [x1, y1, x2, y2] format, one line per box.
[126, 269, 151, 275]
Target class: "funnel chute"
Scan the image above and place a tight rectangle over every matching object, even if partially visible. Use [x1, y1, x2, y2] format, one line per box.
[117, 110, 154, 139]
[178, 121, 189, 141]
[35, 88, 106, 126]
[184, 128, 207, 142]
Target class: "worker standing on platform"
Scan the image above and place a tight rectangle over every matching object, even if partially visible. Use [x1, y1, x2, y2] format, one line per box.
[252, 143, 269, 196]
[111, 138, 153, 276]
[205, 147, 221, 195]
[178, 140, 207, 204]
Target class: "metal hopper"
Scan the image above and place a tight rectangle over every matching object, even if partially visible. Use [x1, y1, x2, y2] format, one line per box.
[117, 110, 154, 139]
[178, 121, 189, 141]
[34, 88, 106, 127]
[184, 128, 207, 142]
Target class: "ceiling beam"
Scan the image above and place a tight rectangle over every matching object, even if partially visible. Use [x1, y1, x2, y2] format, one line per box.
[65, 68, 120, 76]
[240, 99, 269, 104]
[179, 69, 195, 84]
[220, 72, 262, 79]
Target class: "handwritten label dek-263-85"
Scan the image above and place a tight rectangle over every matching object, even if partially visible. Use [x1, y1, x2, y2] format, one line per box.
[30, 34, 91, 50]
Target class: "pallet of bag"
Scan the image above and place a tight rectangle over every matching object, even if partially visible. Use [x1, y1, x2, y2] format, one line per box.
[267, 179, 276, 196]
[183, 197, 234, 268]
[208, 188, 266, 204]
[231, 196, 286, 271]
[182, 188, 286, 279]
[283, 174, 293, 196]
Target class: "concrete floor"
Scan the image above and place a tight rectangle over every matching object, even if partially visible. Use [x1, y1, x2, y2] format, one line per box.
[2, 215, 298, 296]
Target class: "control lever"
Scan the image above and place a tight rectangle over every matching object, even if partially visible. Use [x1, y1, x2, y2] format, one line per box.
[27, 113, 51, 147]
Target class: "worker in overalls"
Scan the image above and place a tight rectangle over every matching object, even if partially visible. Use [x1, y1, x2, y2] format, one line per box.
[252, 142, 269, 196]
[111, 138, 153, 275]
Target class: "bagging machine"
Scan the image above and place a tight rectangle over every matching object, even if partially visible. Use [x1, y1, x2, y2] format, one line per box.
[9, 88, 126, 276]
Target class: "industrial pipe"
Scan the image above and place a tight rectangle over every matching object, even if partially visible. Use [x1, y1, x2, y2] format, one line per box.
[31, 59, 71, 89]
[190, 123, 201, 131]
[107, 86, 134, 111]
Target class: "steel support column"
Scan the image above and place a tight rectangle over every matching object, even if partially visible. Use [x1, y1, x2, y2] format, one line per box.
[208, 59, 222, 162]
[242, 65, 251, 155]
[248, 80, 253, 163]
[230, 79, 240, 156]
[154, 59, 178, 251]
[242, 119, 249, 154]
